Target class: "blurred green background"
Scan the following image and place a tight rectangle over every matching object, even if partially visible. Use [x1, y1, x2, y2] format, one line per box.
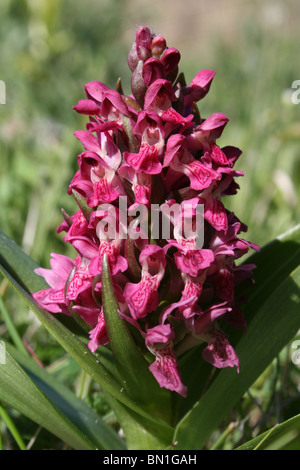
[0, 0, 300, 449]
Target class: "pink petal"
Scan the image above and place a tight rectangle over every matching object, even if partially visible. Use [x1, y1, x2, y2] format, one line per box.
[151, 35, 166, 57]
[191, 69, 215, 89]
[89, 241, 128, 276]
[210, 144, 229, 165]
[84, 81, 110, 103]
[34, 253, 75, 288]
[198, 112, 229, 135]
[91, 177, 121, 204]
[124, 144, 162, 174]
[202, 331, 239, 372]
[201, 196, 228, 232]
[74, 130, 101, 153]
[149, 345, 187, 397]
[163, 133, 185, 167]
[66, 271, 93, 301]
[101, 89, 129, 116]
[160, 48, 181, 75]
[132, 109, 164, 138]
[123, 273, 159, 319]
[174, 249, 215, 277]
[194, 303, 232, 333]
[144, 79, 176, 111]
[139, 244, 166, 269]
[136, 26, 153, 60]
[73, 99, 100, 115]
[88, 309, 109, 352]
[32, 288, 68, 314]
[184, 69, 216, 106]
[182, 160, 221, 190]
[34, 267, 64, 290]
[145, 324, 174, 347]
[142, 58, 165, 86]
[70, 237, 99, 259]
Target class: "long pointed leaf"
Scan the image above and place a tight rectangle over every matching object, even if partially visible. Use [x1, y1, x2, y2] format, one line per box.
[0, 342, 95, 450]
[236, 413, 300, 450]
[0, 230, 47, 293]
[6, 343, 126, 450]
[240, 223, 300, 310]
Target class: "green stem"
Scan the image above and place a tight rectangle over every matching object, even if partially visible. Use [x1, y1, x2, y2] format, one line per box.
[0, 404, 27, 450]
[210, 422, 237, 450]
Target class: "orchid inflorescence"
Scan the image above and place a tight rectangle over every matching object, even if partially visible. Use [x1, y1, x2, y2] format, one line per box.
[33, 26, 259, 397]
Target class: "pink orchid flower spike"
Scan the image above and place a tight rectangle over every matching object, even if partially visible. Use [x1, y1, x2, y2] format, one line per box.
[33, 26, 259, 397]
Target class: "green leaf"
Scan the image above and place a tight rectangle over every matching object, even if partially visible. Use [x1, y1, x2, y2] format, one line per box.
[0, 229, 47, 293]
[72, 189, 92, 221]
[0, 404, 27, 450]
[173, 225, 300, 450]
[101, 254, 172, 424]
[176, 345, 216, 420]
[5, 342, 126, 450]
[240, 223, 300, 310]
[0, 342, 96, 449]
[236, 414, 300, 450]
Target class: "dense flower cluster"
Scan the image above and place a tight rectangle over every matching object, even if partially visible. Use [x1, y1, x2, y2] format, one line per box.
[33, 27, 259, 397]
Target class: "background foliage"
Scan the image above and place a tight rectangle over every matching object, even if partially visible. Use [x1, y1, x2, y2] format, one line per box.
[0, 0, 300, 449]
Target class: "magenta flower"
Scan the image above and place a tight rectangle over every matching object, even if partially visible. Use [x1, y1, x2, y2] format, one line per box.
[32, 26, 258, 397]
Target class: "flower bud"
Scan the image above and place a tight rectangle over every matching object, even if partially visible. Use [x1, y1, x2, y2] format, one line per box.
[131, 60, 147, 107]
[151, 35, 167, 58]
[136, 26, 153, 61]
[128, 42, 139, 72]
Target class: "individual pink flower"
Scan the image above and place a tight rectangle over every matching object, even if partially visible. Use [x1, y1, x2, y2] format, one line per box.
[32, 255, 75, 315]
[144, 79, 177, 113]
[88, 308, 109, 352]
[163, 134, 221, 191]
[183, 69, 216, 107]
[145, 324, 187, 397]
[124, 245, 166, 319]
[201, 329, 240, 372]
